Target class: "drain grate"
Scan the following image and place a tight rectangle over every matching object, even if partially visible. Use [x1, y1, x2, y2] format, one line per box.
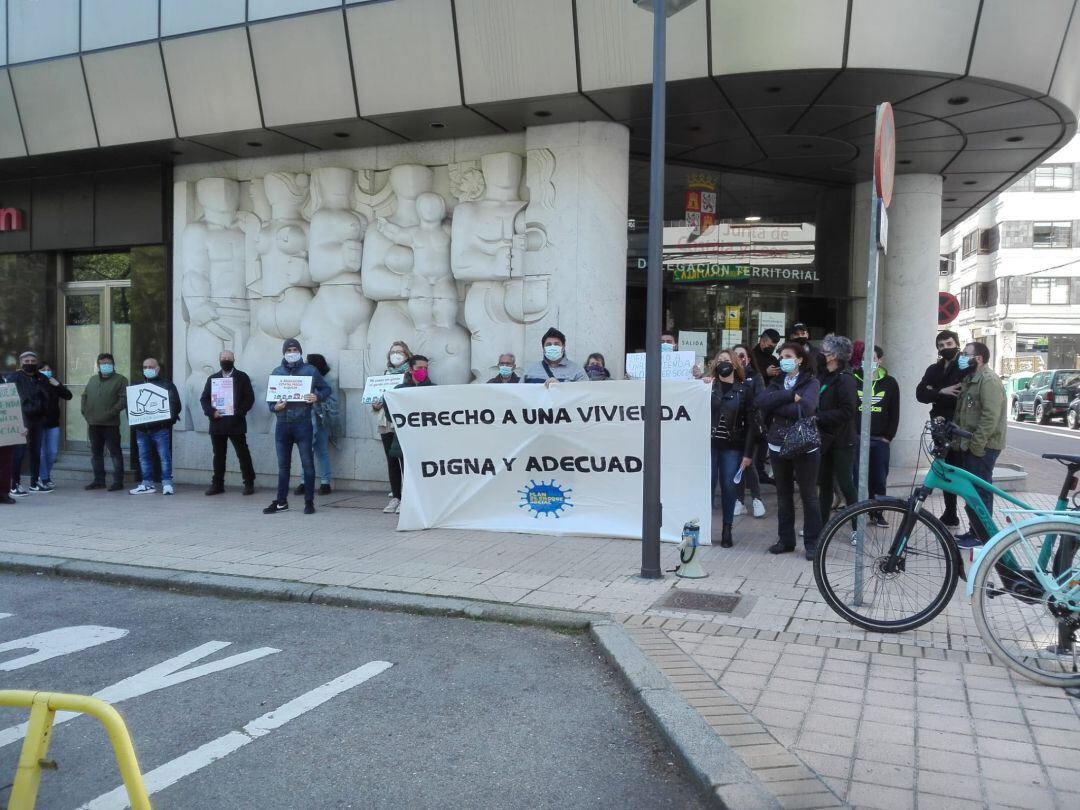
[655, 590, 742, 614]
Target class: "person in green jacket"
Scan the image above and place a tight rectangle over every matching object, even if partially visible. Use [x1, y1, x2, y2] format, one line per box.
[80, 352, 129, 491]
[953, 341, 1007, 548]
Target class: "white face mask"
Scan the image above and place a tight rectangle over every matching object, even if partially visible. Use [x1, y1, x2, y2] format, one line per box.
[389, 352, 406, 367]
[284, 352, 302, 364]
[544, 345, 563, 362]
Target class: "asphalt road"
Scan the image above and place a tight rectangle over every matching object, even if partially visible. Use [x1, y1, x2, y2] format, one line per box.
[1007, 415, 1080, 459]
[0, 574, 707, 809]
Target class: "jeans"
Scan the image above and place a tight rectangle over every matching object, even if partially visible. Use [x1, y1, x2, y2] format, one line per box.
[819, 441, 857, 524]
[771, 449, 821, 549]
[941, 446, 965, 516]
[380, 432, 403, 500]
[711, 445, 743, 526]
[276, 418, 314, 503]
[87, 424, 123, 485]
[211, 433, 255, 486]
[11, 421, 43, 486]
[39, 426, 60, 483]
[136, 428, 172, 487]
[313, 415, 332, 485]
[963, 448, 1000, 517]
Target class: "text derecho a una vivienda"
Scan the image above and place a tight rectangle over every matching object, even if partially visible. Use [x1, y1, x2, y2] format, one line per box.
[391, 404, 694, 479]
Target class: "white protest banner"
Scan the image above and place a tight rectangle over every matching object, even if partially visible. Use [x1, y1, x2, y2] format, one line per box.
[266, 375, 312, 402]
[757, 311, 786, 337]
[210, 377, 234, 416]
[127, 383, 171, 427]
[384, 380, 711, 543]
[0, 383, 26, 448]
[361, 374, 405, 405]
[625, 350, 696, 381]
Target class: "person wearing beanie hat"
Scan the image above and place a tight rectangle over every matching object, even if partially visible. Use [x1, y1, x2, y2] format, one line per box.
[816, 334, 859, 525]
[520, 325, 587, 385]
[4, 349, 50, 495]
[263, 337, 331, 516]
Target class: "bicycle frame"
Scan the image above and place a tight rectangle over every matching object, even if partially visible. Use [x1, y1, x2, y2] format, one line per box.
[965, 513, 1080, 605]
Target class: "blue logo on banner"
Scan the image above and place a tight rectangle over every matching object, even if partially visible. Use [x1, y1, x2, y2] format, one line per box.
[518, 479, 574, 518]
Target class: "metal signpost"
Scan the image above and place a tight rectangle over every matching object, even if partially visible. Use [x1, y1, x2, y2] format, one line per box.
[855, 102, 895, 603]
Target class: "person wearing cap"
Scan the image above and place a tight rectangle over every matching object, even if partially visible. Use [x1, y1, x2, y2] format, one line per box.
[3, 351, 50, 495]
[520, 327, 587, 385]
[263, 338, 331, 516]
[81, 352, 129, 491]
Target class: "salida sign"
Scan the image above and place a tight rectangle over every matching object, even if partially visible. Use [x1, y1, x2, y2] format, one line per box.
[0, 207, 25, 232]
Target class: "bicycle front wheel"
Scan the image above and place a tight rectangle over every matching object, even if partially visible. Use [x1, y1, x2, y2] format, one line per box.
[971, 521, 1080, 688]
[814, 501, 959, 633]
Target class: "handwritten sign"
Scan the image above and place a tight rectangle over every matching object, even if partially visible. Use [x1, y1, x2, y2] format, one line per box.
[127, 383, 172, 427]
[757, 310, 786, 338]
[211, 377, 234, 416]
[625, 350, 696, 381]
[361, 374, 405, 405]
[0, 383, 26, 448]
[266, 375, 312, 402]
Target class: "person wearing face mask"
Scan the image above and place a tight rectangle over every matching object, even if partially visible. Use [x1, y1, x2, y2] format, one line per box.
[915, 330, 967, 528]
[815, 335, 859, 526]
[200, 350, 256, 496]
[35, 362, 72, 492]
[756, 342, 822, 559]
[294, 353, 339, 497]
[661, 330, 703, 378]
[486, 353, 520, 384]
[4, 351, 51, 496]
[373, 341, 412, 513]
[263, 338, 332, 516]
[708, 350, 757, 548]
[520, 327, 587, 385]
[853, 345, 901, 527]
[952, 342, 1008, 548]
[789, 323, 821, 376]
[730, 344, 766, 518]
[129, 358, 182, 496]
[584, 353, 611, 381]
[81, 352, 129, 492]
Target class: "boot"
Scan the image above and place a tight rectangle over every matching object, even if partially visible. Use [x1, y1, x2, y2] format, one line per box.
[721, 524, 733, 548]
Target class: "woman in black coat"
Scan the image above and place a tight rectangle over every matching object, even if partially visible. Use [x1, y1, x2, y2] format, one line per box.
[708, 350, 757, 549]
[815, 335, 859, 525]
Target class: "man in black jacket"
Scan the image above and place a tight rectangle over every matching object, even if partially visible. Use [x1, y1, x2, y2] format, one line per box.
[855, 345, 901, 525]
[129, 358, 182, 496]
[201, 350, 257, 496]
[915, 330, 966, 527]
[4, 350, 50, 496]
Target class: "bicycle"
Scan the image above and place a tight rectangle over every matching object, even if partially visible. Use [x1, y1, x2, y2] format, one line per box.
[967, 509, 1080, 687]
[813, 417, 1080, 632]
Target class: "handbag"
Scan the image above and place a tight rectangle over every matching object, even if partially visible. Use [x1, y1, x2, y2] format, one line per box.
[778, 402, 820, 459]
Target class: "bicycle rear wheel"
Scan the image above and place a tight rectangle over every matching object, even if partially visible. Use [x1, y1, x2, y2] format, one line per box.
[814, 501, 959, 633]
[971, 522, 1080, 688]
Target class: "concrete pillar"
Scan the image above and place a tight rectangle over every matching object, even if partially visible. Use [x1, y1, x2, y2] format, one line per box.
[852, 174, 943, 469]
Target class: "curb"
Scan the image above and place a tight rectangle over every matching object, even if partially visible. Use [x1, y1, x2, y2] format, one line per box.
[1, 551, 779, 808]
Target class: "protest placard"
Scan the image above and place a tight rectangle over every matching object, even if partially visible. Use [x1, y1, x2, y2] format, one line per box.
[361, 373, 405, 405]
[127, 383, 172, 427]
[0, 383, 26, 448]
[266, 375, 312, 402]
[624, 350, 696, 380]
[210, 377, 234, 416]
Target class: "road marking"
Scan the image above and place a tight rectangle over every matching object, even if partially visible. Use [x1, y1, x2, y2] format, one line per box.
[79, 661, 394, 810]
[0, 641, 280, 749]
[0, 626, 127, 671]
[1009, 422, 1080, 439]
[0, 613, 10, 621]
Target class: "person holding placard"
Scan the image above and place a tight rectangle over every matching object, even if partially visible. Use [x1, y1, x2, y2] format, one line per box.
[294, 353, 339, 497]
[263, 338, 331, 516]
[81, 352, 129, 492]
[0, 382, 27, 505]
[4, 351, 50, 496]
[200, 350, 256, 496]
[372, 340, 412, 514]
[129, 358, 182, 496]
[520, 327, 587, 385]
[662, 330, 703, 379]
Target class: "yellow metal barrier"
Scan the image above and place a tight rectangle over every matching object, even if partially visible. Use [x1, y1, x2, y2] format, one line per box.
[0, 690, 150, 810]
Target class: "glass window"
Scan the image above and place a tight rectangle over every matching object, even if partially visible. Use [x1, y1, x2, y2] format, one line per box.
[1030, 278, 1070, 305]
[161, 0, 245, 36]
[1034, 164, 1074, 191]
[1009, 172, 1035, 192]
[70, 251, 132, 282]
[1000, 221, 1032, 249]
[0, 253, 53, 374]
[1033, 221, 1072, 248]
[961, 230, 980, 258]
[1030, 372, 1050, 389]
[7, 0, 79, 63]
[81, 0, 158, 51]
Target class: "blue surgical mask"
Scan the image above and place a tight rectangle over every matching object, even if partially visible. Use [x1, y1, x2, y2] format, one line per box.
[498, 365, 513, 378]
[99, 363, 114, 376]
[779, 358, 798, 374]
[284, 352, 302, 365]
[544, 345, 563, 362]
[144, 368, 158, 380]
[660, 343, 674, 353]
[41, 370, 53, 379]
[957, 355, 971, 370]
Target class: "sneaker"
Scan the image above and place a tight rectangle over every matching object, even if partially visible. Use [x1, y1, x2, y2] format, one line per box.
[162, 484, 174, 496]
[242, 483, 256, 496]
[304, 501, 315, 515]
[752, 498, 766, 518]
[319, 483, 332, 496]
[205, 485, 225, 496]
[85, 481, 105, 490]
[733, 501, 746, 516]
[955, 532, 985, 549]
[9, 485, 28, 497]
[383, 497, 400, 514]
[263, 500, 289, 514]
[295, 484, 305, 496]
[394, 503, 401, 514]
[130, 483, 156, 495]
[40, 480, 55, 491]
[28, 482, 49, 493]
[939, 510, 960, 528]
[107, 482, 124, 492]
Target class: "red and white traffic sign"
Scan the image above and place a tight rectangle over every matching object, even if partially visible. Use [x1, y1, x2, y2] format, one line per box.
[874, 102, 896, 207]
[939, 291, 960, 325]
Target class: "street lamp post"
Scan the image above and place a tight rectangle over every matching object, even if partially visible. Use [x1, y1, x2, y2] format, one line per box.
[634, 0, 700, 579]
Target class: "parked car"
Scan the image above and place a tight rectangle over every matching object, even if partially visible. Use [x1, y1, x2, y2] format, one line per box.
[1012, 369, 1080, 424]
[1067, 397, 1080, 429]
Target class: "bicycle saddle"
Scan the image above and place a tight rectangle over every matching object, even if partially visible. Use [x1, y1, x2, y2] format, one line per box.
[1042, 453, 1080, 465]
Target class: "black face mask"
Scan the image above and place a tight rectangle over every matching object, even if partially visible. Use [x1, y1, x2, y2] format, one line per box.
[220, 360, 235, 372]
[793, 336, 809, 345]
[715, 362, 735, 378]
[939, 347, 958, 361]
[21, 363, 37, 375]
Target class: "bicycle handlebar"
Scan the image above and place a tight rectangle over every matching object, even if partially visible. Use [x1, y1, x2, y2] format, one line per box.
[928, 418, 972, 443]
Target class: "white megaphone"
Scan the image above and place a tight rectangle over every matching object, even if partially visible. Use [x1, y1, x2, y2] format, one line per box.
[674, 519, 708, 579]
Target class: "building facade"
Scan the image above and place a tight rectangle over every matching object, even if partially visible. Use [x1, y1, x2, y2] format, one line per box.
[3, 0, 1080, 480]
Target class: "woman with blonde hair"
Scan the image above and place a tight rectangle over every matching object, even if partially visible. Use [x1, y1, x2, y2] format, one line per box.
[372, 340, 412, 513]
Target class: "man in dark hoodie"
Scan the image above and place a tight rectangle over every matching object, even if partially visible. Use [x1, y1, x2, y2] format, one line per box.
[854, 345, 901, 526]
[263, 338, 331, 516]
[129, 358, 183, 496]
[915, 330, 966, 527]
[4, 350, 50, 496]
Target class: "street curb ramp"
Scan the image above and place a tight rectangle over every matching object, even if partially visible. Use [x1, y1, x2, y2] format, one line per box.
[0, 552, 779, 809]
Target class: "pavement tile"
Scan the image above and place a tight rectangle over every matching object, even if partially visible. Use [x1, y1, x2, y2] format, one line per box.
[795, 732, 856, 758]
[847, 781, 914, 810]
[849, 760, 914, 790]
[855, 740, 916, 768]
[982, 779, 1056, 810]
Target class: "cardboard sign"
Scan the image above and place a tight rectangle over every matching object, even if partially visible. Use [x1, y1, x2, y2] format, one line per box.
[210, 377, 234, 416]
[0, 383, 26, 448]
[625, 350, 696, 381]
[361, 374, 406, 405]
[127, 383, 172, 427]
[266, 375, 312, 402]
[678, 331, 708, 366]
[757, 311, 786, 337]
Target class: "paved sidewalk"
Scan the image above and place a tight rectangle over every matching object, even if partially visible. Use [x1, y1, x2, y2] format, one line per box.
[2, 455, 1078, 809]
